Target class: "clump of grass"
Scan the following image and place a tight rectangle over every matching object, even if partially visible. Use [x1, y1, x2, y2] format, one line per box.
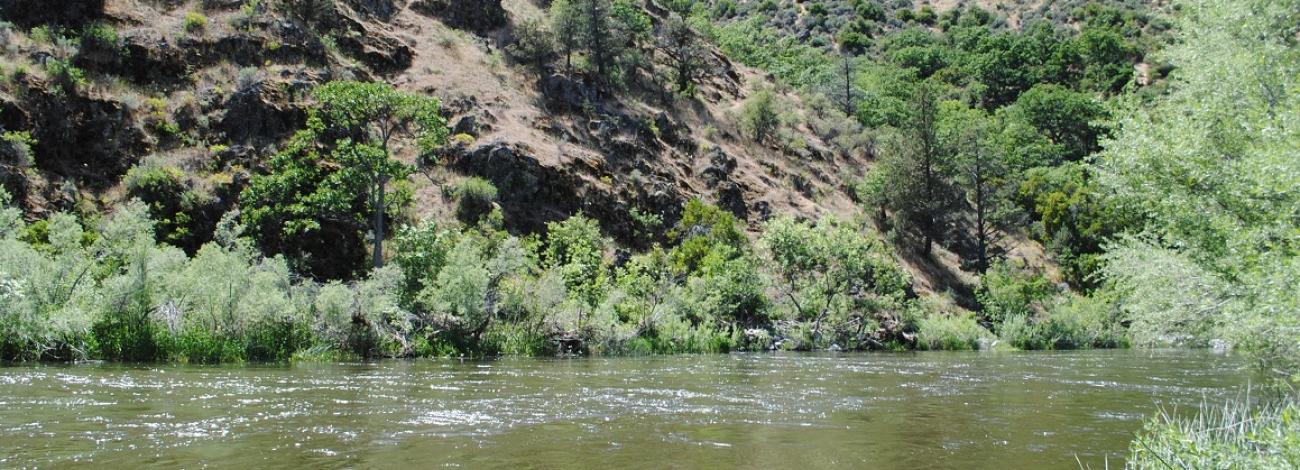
[1127, 396, 1300, 469]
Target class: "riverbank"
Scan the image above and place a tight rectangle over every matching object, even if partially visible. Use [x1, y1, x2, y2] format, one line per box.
[2, 196, 1124, 364]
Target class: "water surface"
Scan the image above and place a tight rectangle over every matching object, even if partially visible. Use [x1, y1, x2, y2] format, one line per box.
[0, 350, 1250, 468]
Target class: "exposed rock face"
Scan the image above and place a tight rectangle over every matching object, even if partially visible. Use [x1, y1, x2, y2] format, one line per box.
[539, 73, 591, 113]
[14, 78, 147, 190]
[219, 81, 308, 146]
[716, 181, 748, 221]
[450, 142, 684, 246]
[330, 7, 413, 74]
[0, 0, 103, 28]
[409, 0, 507, 34]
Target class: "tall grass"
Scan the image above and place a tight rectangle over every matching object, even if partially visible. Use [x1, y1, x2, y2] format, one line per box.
[1127, 397, 1300, 469]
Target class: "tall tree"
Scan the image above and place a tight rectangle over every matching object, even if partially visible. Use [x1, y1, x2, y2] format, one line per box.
[312, 81, 448, 269]
[942, 104, 1016, 272]
[907, 80, 949, 255]
[659, 13, 707, 93]
[578, 0, 612, 78]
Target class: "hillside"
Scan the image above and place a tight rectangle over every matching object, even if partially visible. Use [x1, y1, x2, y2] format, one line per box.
[0, 0, 1194, 361]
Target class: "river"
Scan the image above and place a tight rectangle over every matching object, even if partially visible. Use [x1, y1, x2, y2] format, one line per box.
[0, 350, 1250, 468]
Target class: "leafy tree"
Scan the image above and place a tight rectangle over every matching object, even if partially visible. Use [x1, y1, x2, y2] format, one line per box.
[763, 217, 909, 347]
[1077, 26, 1134, 93]
[1094, 0, 1299, 382]
[1017, 163, 1117, 288]
[543, 214, 608, 304]
[241, 81, 447, 278]
[1010, 84, 1107, 161]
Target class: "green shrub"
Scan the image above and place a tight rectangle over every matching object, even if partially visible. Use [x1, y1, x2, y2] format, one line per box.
[78, 22, 121, 60]
[183, 12, 208, 34]
[1128, 398, 1300, 469]
[0, 131, 36, 168]
[915, 310, 991, 351]
[124, 162, 208, 251]
[740, 88, 780, 142]
[454, 177, 498, 224]
[977, 260, 1055, 324]
[44, 59, 86, 94]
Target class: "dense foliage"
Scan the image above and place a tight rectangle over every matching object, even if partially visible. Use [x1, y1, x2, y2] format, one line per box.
[1093, 0, 1299, 386]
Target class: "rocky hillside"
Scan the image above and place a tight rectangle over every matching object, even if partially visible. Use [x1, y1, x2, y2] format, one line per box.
[0, 0, 1166, 303]
[0, 0, 863, 237]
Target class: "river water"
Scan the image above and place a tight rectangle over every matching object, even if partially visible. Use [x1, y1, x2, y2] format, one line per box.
[0, 350, 1251, 469]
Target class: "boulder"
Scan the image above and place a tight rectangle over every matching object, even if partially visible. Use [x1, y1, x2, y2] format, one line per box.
[716, 181, 748, 221]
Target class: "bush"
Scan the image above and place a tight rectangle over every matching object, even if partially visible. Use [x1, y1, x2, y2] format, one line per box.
[1128, 398, 1300, 469]
[44, 59, 86, 94]
[184, 12, 208, 34]
[124, 162, 211, 252]
[915, 310, 991, 351]
[77, 22, 121, 62]
[977, 260, 1055, 324]
[740, 88, 781, 142]
[454, 177, 498, 224]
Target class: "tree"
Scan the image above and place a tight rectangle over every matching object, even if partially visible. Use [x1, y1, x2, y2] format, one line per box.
[550, 0, 582, 72]
[313, 81, 447, 269]
[831, 54, 858, 116]
[508, 17, 556, 75]
[241, 81, 447, 277]
[1093, 0, 1299, 381]
[1077, 26, 1134, 93]
[763, 217, 909, 347]
[578, 0, 612, 78]
[659, 14, 708, 93]
[901, 80, 953, 255]
[1012, 84, 1107, 161]
[941, 104, 1017, 273]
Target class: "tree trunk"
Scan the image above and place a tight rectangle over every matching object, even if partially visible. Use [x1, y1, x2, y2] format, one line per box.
[372, 177, 387, 269]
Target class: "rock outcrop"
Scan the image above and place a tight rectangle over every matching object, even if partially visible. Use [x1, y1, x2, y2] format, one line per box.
[409, 0, 507, 34]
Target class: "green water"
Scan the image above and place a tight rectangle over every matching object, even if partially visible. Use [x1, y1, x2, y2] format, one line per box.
[0, 350, 1250, 469]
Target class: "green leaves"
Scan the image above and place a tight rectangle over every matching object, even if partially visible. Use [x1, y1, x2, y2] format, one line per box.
[241, 81, 448, 279]
[1093, 0, 1300, 383]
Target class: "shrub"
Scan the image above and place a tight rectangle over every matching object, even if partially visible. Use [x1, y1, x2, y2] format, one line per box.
[1128, 398, 1300, 469]
[915, 310, 991, 351]
[124, 162, 209, 251]
[740, 88, 780, 142]
[44, 59, 86, 94]
[78, 22, 121, 61]
[0, 131, 36, 168]
[183, 12, 208, 34]
[976, 260, 1055, 324]
[454, 177, 498, 224]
